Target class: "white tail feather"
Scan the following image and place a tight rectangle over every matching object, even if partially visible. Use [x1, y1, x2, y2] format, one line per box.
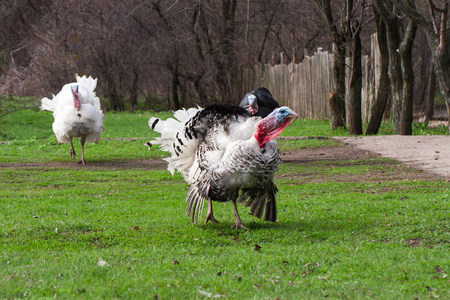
[76, 75, 97, 92]
[40, 97, 55, 112]
[148, 107, 202, 180]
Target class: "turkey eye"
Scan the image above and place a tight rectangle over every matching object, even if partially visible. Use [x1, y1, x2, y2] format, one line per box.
[262, 148, 266, 154]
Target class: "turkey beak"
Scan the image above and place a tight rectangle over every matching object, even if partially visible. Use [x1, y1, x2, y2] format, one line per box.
[244, 94, 258, 115]
[288, 111, 298, 125]
[244, 104, 257, 115]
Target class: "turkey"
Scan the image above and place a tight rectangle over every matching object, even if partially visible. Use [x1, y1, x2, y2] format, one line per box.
[40, 75, 105, 164]
[148, 103, 297, 229]
[239, 87, 280, 117]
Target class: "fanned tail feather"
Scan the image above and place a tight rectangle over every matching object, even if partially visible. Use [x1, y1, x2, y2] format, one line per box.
[237, 184, 278, 222]
[148, 107, 201, 179]
[185, 178, 210, 224]
[76, 75, 97, 92]
[40, 97, 55, 112]
[263, 192, 277, 222]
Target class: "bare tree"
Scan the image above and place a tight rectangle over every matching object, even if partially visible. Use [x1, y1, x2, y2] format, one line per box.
[345, 0, 369, 135]
[314, 0, 347, 130]
[393, 0, 450, 130]
[0, 0, 345, 112]
[365, 6, 391, 135]
[424, 64, 437, 123]
[373, 0, 417, 135]
[149, 0, 184, 110]
[0, 0, 53, 95]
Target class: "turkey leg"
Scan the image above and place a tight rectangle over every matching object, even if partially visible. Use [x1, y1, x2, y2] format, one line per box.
[69, 138, 76, 159]
[78, 136, 87, 164]
[204, 199, 219, 224]
[231, 199, 247, 229]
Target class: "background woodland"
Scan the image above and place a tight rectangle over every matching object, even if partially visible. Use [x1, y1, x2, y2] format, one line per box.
[0, 0, 446, 134]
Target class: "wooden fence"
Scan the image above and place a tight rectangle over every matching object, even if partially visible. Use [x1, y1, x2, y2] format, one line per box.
[241, 37, 380, 122]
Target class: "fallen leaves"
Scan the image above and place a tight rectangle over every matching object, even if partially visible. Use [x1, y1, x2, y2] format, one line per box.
[434, 266, 448, 279]
[198, 289, 223, 298]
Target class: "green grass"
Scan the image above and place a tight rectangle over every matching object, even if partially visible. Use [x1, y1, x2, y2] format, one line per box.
[1, 107, 450, 299]
[0, 109, 172, 163]
[1, 108, 447, 164]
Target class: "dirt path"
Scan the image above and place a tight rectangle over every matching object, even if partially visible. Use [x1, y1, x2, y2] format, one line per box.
[335, 135, 450, 178]
[3, 135, 449, 180]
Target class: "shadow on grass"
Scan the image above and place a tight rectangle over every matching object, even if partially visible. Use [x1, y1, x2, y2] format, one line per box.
[196, 218, 354, 232]
[192, 214, 392, 246]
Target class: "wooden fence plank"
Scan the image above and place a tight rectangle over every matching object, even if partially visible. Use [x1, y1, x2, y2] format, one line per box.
[241, 48, 375, 121]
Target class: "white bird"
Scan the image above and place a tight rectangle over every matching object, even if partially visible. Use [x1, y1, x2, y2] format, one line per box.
[40, 75, 105, 164]
[148, 103, 297, 229]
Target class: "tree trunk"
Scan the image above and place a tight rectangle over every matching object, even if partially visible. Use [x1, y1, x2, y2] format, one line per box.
[385, 19, 403, 133]
[330, 42, 346, 130]
[392, 0, 450, 131]
[399, 21, 417, 135]
[194, 78, 207, 106]
[433, 50, 450, 128]
[366, 11, 390, 135]
[347, 30, 363, 135]
[214, 0, 237, 103]
[424, 65, 436, 123]
[129, 70, 139, 110]
[374, 0, 417, 135]
[314, 0, 346, 130]
[171, 74, 180, 111]
[109, 92, 124, 111]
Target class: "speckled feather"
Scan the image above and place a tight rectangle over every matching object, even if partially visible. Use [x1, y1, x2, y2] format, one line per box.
[149, 103, 289, 225]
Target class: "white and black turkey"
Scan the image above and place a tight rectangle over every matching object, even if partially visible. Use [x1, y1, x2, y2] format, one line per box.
[40, 75, 105, 164]
[239, 87, 280, 118]
[148, 103, 297, 229]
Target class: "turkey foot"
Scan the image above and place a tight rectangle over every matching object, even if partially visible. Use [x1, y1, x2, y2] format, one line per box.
[231, 199, 247, 229]
[77, 137, 86, 164]
[204, 199, 218, 224]
[231, 221, 247, 230]
[204, 212, 218, 224]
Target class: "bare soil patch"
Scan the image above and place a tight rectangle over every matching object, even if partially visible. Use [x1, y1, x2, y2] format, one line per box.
[335, 135, 450, 179]
[3, 141, 446, 183]
[280, 143, 443, 184]
[0, 159, 167, 170]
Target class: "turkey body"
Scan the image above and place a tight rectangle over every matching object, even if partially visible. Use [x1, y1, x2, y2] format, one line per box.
[149, 103, 297, 229]
[40, 75, 104, 164]
[239, 87, 280, 117]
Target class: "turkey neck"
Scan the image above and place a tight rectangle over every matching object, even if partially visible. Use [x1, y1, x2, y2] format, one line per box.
[254, 118, 283, 148]
[72, 88, 81, 111]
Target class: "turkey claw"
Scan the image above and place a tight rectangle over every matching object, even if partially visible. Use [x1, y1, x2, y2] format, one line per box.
[231, 222, 247, 230]
[77, 159, 87, 165]
[205, 213, 219, 224]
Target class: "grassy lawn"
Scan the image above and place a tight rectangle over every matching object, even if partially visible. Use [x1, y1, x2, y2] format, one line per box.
[1, 107, 449, 299]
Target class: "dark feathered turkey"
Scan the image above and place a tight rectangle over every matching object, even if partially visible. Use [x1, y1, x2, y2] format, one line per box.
[148, 103, 297, 229]
[239, 87, 280, 118]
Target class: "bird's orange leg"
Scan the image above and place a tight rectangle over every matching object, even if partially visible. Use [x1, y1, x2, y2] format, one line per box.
[78, 136, 87, 164]
[69, 138, 76, 159]
[231, 199, 247, 229]
[204, 199, 218, 224]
